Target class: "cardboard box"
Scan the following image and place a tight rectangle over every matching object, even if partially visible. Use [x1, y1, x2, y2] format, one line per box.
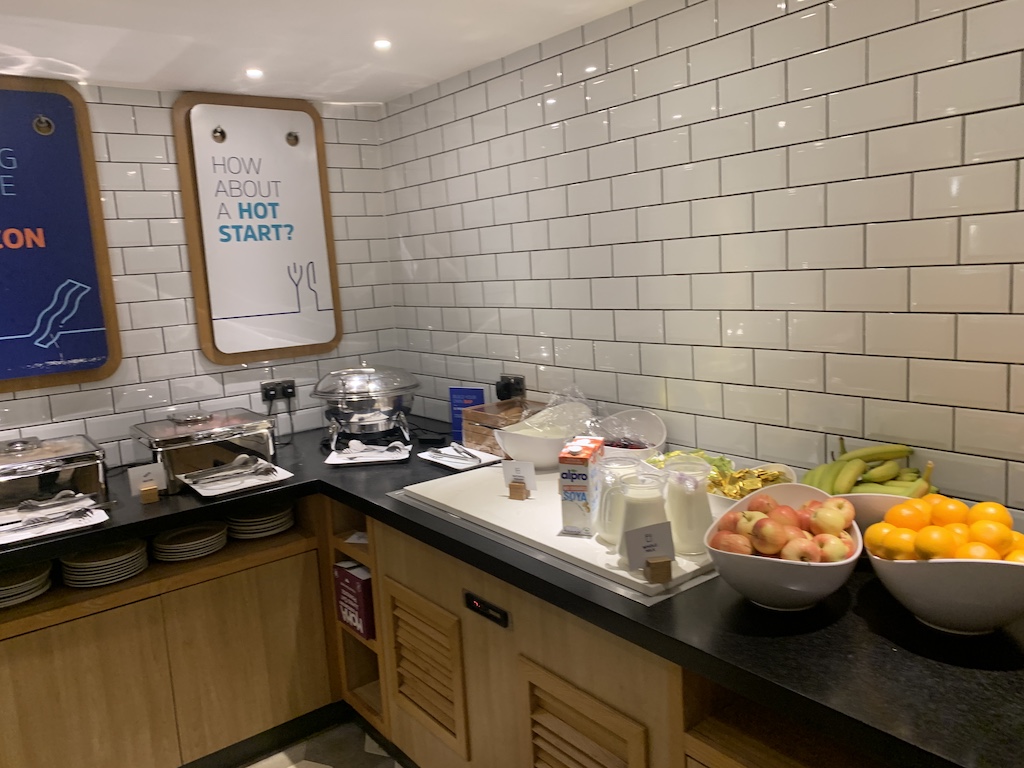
[333, 560, 375, 640]
[461, 399, 546, 457]
[559, 436, 605, 537]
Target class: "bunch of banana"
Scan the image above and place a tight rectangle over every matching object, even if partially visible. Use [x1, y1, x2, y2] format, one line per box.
[800, 443, 938, 497]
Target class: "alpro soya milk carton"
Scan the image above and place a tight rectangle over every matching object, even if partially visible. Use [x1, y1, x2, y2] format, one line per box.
[559, 437, 605, 536]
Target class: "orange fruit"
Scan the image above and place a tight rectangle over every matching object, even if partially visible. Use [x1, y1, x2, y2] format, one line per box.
[1005, 550, 1024, 564]
[945, 523, 971, 548]
[967, 501, 1014, 529]
[1012, 530, 1024, 551]
[914, 526, 957, 560]
[921, 493, 949, 507]
[884, 502, 931, 532]
[969, 520, 1015, 557]
[954, 541, 1001, 560]
[904, 498, 932, 514]
[930, 498, 969, 526]
[864, 522, 895, 556]
[879, 527, 919, 560]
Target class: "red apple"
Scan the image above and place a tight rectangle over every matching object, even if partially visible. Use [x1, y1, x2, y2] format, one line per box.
[750, 518, 789, 555]
[802, 499, 823, 513]
[767, 505, 800, 528]
[736, 510, 769, 537]
[810, 506, 847, 537]
[837, 530, 857, 558]
[813, 533, 849, 562]
[709, 531, 754, 555]
[795, 507, 814, 532]
[822, 497, 856, 528]
[780, 538, 822, 563]
[782, 524, 811, 541]
[746, 493, 779, 514]
[717, 510, 742, 533]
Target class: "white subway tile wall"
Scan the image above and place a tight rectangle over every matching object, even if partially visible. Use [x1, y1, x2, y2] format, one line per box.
[7, 1, 1024, 505]
[374, 0, 1024, 504]
[1, 88, 393, 464]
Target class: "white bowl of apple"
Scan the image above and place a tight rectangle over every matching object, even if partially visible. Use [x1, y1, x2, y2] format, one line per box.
[705, 484, 863, 611]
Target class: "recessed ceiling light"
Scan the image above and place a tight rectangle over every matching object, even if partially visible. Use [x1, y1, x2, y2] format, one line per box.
[246, 68, 264, 79]
[374, 39, 392, 51]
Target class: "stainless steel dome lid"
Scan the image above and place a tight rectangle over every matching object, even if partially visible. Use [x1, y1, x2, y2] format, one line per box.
[311, 365, 419, 400]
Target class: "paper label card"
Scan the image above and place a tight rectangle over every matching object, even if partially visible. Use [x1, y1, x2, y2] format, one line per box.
[127, 463, 168, 496]
[623, 521, 675, 571]
[502, 460, 537, 491]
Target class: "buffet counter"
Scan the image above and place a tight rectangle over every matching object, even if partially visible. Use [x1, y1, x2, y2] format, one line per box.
[0, 424, 1019, 768]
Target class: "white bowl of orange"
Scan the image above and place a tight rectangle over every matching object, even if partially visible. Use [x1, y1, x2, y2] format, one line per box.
[864, 496, 1024, 634]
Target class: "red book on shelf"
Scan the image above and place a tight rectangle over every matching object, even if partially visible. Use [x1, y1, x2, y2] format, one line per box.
[333, 560, 375, 640]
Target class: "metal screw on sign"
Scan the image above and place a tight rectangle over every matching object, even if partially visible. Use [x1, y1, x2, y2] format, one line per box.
[286, 131, 299, 146]
[212, 126, 226, 143]
[33, 115, 55, 136]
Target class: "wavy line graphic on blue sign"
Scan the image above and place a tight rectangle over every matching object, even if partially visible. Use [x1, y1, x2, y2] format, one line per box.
[0, 279, 101, 348]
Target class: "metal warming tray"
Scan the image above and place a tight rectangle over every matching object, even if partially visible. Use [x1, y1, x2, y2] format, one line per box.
[0, 434, 106, 506]
[312, 365, 419, 448]
[131, 408, 274, 494]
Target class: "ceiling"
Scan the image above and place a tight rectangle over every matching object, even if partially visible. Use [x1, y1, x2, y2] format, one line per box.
[0, 0, 636, 104]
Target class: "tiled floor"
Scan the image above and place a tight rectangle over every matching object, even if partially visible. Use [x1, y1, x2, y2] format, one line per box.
[243, 723, 397, 768]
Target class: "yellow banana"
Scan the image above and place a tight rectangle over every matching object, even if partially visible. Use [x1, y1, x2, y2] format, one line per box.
[862, 460, 901, 483]
[817, 460, 848, 495]
[833, 459, 867, 495]
[837, 444, 913, 463]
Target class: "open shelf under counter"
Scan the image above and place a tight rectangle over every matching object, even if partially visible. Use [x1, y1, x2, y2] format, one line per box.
[338, 618, 378, 653]
[349, 678, 385, 731]
[685, 697, 887, 768]
[0, 527, 317, 641]
[332, 529, 374, 568]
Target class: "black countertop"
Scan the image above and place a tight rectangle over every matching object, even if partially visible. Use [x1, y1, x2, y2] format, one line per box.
[2, 424, 1021, 768]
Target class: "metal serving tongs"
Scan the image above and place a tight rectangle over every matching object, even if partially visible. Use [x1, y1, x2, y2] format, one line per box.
[181, 455, 276, 485]
[428, 443, 480, 465]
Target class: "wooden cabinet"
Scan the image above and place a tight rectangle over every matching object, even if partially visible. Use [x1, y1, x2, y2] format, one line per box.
[161, 551, 330, 762]
[0, 598, 181, 768]
[373, 522, 686, 768]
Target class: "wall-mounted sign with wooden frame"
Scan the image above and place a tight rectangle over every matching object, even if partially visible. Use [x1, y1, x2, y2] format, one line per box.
[0, 76, 121, 394]
[173, 92, 342, 365]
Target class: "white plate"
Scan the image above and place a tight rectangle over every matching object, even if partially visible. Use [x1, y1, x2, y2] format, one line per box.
[153, 541, 227, 562]
[0, 561, 51, 591]
[61, 548, 146, 573]
[226, 513, 293, 527]
[417, 446, 503, 471]
[153, 534, 228, 552]
[0, 579, 51, 608]
[153, 522, 228, 548]
[61, 540, 146, 569]
[229, 521, 295, 540]
[64, 560, 148, 588]
[179, 466, 294, 497]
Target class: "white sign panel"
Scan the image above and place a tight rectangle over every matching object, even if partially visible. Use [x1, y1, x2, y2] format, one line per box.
[188, 103, 336, 355]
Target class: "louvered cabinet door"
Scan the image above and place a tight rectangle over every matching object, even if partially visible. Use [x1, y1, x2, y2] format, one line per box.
[381, 575, 470, 762]
[519, 656, 649, 768]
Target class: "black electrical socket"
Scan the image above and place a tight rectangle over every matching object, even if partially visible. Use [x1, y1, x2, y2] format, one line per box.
[260, 379, 296, 402]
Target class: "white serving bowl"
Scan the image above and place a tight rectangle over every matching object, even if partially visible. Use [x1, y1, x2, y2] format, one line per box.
[705, 484, 862, 611]
[835, 492, 907, 529]
[493, 425, 567, 470]
[868, 554, 1024, 634]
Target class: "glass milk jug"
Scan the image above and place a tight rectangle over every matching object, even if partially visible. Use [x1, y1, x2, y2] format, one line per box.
[594, 456, 642, 548]
[664, 457, 714, 556]
[615, 473, 668, 567]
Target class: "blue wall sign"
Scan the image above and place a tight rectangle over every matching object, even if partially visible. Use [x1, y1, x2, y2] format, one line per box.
[0, 78, 119, 391]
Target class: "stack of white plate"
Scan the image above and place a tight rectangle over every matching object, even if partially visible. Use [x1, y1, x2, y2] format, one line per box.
[61, 540, 147, 588]
[0, 562, 52, 608]
[152, 522, 228, 562]
[227, 506, 294, 539]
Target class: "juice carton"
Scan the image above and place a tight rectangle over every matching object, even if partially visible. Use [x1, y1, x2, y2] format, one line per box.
[559, 436, 605, 536]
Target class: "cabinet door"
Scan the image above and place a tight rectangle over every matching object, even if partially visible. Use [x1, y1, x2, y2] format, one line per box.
[374, 523, 685, 768]
[162, 551, 331, 762]
[0, 598, 180, 768]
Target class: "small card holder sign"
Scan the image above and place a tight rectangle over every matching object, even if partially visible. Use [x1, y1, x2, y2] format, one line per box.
[127, 463, 167, 503]
[623, 521, 675, 572]
[502, 460, 536, 501]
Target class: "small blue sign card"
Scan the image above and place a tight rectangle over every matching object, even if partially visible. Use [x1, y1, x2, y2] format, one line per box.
[0, 76, 120, 392]
[449, 387, 485, 443]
